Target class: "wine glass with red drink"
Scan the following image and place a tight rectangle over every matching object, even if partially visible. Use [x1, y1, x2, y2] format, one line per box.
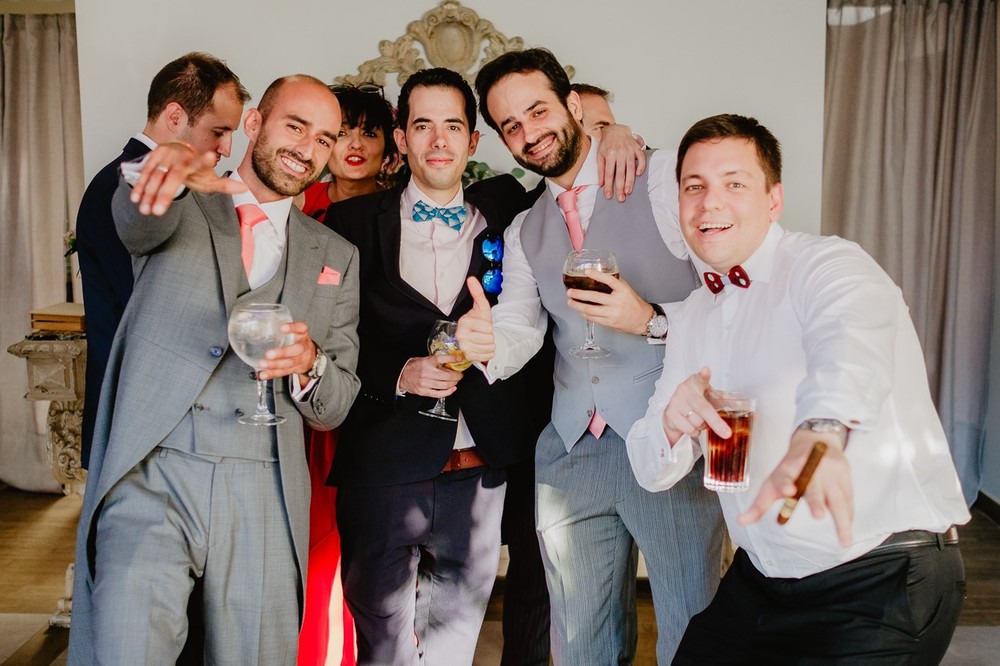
[562, 249, 619, 359]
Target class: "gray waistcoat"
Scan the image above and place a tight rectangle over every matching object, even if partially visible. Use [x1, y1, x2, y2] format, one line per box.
[520, 164, 698, 450]
[160, 246, 289, 461]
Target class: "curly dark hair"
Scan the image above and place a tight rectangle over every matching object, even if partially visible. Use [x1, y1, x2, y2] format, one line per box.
[474, 48, 571, 134]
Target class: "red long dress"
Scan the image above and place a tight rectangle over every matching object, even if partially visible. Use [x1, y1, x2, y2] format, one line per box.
[297, 181, 356, 666]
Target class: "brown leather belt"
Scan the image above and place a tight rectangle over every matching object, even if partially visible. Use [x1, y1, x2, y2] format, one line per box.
[868, 526, 959, 556]
[441, 447, 487, 473]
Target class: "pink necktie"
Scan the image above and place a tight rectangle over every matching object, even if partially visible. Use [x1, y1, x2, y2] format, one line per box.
[556, 186, 606, 439]
[589, 412, 607, 440]
[236, 204, 268, 277]
[557, 186, 588, 252]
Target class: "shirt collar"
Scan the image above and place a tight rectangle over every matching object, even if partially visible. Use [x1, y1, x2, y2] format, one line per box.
[134, 132, 158, 151]
[544, 136, 599, 200]
[403, 178, 465, 213]
[228, 170, 292, 230]
[690, 222, 785, 289]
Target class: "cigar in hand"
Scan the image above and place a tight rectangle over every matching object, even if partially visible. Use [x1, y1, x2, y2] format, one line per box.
[777, 441, 828, 525]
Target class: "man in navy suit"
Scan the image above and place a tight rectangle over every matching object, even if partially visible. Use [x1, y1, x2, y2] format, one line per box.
[75, 52, 248, 467]
[326, 68, 541, 665]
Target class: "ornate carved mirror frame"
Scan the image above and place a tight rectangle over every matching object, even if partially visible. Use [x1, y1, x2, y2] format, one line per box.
[335, 0, 574, 87]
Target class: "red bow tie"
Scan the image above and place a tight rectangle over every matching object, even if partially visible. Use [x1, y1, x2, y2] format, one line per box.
[703, 265, 751, 294]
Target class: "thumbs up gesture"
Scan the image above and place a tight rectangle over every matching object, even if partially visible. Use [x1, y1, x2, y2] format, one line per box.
[456, 276, 496, 362]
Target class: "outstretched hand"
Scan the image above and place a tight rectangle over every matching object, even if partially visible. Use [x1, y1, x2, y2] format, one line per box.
[737, 429, 854, 547]
[130, 141, 247, 216]
[660, 367, 731, 446]
[456, 276, 495, 363]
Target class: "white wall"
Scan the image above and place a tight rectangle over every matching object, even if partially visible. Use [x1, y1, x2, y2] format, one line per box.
[76, 0, 825, 232]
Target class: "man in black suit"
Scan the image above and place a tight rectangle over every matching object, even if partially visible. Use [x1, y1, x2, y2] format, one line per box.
[75, 52, 248, 467]
[326, 67, 537, 665]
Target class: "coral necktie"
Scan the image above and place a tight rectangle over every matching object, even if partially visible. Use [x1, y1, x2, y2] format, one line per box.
[236, 204, 269, 277]
[557, 186, 605, 439]
[556, 185, 588, 252]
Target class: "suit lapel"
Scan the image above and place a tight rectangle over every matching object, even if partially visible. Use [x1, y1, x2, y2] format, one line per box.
[198, 192, 244, 314]
[378, 191, 442, 313]
[283, 209, 323, 318]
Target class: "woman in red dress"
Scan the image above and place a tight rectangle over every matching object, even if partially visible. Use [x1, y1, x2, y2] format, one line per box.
[297, 84, 398, 666]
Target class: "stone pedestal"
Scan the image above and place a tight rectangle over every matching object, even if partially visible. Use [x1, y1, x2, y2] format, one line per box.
[6, 335, 88, 495]
[7, 334, 88, 627]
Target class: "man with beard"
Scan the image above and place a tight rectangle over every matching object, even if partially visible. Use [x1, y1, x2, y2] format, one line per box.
[75, 52, 249, 470]
[456, 48, 724, 664]
[68, 75, 361, 665]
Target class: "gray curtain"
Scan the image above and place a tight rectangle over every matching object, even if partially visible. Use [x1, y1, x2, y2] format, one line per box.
[825, 0, 996, 504]
[0, 12, 84, 492]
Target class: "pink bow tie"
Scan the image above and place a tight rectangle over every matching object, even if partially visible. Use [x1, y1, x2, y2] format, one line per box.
[703, 265, 751, 294]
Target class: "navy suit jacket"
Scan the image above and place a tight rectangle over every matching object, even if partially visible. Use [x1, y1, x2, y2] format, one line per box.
[326, 175, 546, 487]
[75, 138, 150, 467]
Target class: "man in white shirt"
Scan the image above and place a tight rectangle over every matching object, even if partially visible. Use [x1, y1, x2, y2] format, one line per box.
[626, 113, 970, 664]
[459, 48, 724, 664]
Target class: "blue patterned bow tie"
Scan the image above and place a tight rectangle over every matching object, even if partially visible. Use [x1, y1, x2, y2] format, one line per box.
[412, 200, 467, 231]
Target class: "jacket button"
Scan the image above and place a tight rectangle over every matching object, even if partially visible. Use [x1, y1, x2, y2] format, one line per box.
[250, 371, 258, 380]
[586, 409, 594, 417]
[591, 376, 599, 384]
[235, 408, 245, 416]
[209, 346, 223, 358]
[193, 403, 204, 411]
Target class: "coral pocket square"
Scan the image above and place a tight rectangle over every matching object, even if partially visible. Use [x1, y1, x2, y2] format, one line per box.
[317, 266, 341, 285]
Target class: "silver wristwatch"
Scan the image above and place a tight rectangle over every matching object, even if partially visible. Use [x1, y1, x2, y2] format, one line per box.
[645, 303, 669, 340]
[797, 418, 848, 442]
[307, 344, 327, 380]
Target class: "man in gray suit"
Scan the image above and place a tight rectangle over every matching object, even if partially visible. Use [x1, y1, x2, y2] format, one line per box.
[68, 75, 361, 665]
[458, 49, 724, 664]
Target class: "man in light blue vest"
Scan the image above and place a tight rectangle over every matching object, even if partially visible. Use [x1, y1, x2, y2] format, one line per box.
[458, 48, 724, 664]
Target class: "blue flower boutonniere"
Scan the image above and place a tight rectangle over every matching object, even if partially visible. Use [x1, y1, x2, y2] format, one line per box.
[480, 234, 504, 296]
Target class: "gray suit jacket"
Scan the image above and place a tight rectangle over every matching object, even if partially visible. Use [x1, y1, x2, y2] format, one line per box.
[68, 180, 361, 663]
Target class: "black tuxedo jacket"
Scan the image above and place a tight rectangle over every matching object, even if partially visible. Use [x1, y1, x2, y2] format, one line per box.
[76, 137, 151, 467]
[326, 175, 541, 487]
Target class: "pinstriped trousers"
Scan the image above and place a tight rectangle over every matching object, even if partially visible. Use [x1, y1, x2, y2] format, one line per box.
[535, 423, 724, 665]
[88, 447, 299, 665]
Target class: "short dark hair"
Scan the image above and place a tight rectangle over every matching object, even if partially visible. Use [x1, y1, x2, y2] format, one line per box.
[331, 84, 399, 164]
[475, 48, 571, 134]
[570, 83, 612, 102]
[396, 68, 477, 132]
[676, 114, 783, 188]
[146, 52, 249, 124]
[256, 74, 329, 123]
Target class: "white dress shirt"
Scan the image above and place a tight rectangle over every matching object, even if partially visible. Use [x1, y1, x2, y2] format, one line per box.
[230, 171, 291, 290]
[398, 180, 486, 451]
[399, 180, 486, 313]
[626, 223, 970, 578]
[486, 138, 687, 380]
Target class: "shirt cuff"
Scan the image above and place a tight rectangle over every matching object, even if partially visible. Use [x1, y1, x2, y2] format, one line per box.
[290, 373, 317, 401]
[120, 154, 187, 198]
